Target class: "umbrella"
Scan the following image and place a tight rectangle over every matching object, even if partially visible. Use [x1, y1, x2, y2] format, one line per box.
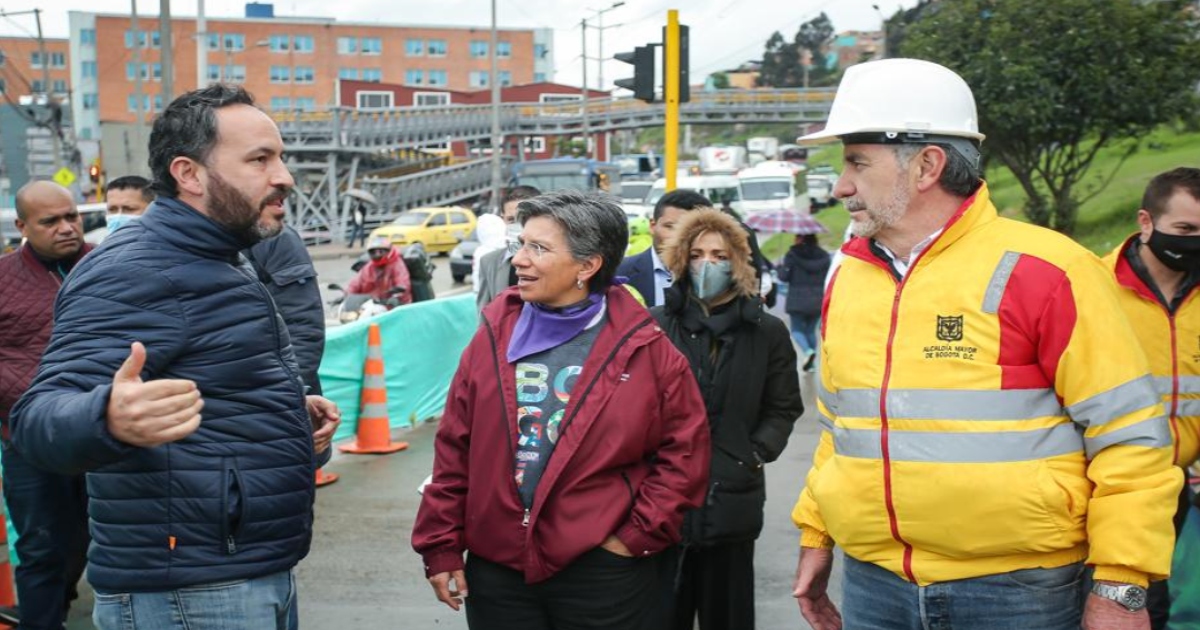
[744, 210, 828, 235]
[344, 188, 379, 205]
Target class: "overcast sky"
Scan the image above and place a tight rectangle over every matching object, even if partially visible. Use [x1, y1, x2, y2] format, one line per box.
[1, 0, 918, 88]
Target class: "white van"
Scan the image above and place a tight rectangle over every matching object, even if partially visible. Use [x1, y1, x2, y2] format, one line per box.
[645, 175, 743, 215]
[737, 162, 797, 215]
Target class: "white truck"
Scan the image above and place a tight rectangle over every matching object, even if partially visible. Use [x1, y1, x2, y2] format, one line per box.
[737, 162, 797, 215]
[746, 137, 780, 165]
[698, 146, 748, 175]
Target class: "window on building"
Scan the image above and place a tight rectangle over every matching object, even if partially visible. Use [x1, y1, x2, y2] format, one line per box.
[534, 72, 547, 83]
[470, 40, 488, 58]
[206, 64, 221, 82]
[269, 34, 290, 52]
[206, 33, 221, 51]
[337, 37, 357, 55]
[270, 65, 291, 83]
[414, 92, 449, 107]
[406, 39, 424, 56]
[0, 79, 5, 93]
[534, 43, 547, 59]
[82, 61, 97, 79]
[152, 63, 162, 81]
[427, 70, 448, 86]
[225, 65, 246, 83]
[497, 41, 511, 58]
[338, 68, 359, 80]
[357, 91, 393, 110]
[294, 66, 314, 84]
[362, 68, 382, 82]
[80, 28, 96, 46]
[223, 34, 245, 52]
[527, 136, 546, 153]
[52, 79, 67, 93]
[0, 51, 6, 67]
[129, 94, 161, 112]
[469, 71, 489, 87]
[361, 37, 382, 55]
[30, 51, 42, 68]
[498, 71, 512, 87]
[294, 35, 314, 53]
[31, 80, 43, 93]
[125, 30, 161, 48]
[405, 69, 423, 86]
[270, 97, 291, 111]
[83, 93, 99, 110]
[50, 52, 65, 68]
[427, 39, 447, 56]
[296, 97, 316, 111]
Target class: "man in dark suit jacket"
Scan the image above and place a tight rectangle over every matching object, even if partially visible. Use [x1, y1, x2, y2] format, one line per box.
[619, 189, 717, 307]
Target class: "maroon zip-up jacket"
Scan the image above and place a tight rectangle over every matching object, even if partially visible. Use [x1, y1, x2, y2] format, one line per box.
[413, 284, 711, 584]
[0, 243, 91, 438]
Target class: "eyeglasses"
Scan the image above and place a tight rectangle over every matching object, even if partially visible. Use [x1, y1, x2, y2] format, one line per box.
[514, 240, 554, 259]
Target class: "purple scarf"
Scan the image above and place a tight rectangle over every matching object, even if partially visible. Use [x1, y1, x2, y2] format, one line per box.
[506, 293, 606, 363]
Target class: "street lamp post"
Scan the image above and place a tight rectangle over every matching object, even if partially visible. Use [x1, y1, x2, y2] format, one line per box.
[581, 2, 622, 160]
[489, 0, 502, 212]
[872, 4, 888, 59]
[588, 2, 624, 91]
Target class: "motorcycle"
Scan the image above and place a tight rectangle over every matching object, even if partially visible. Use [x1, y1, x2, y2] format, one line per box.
[349, 242, 437, 302]
[326, 283, 406, 325]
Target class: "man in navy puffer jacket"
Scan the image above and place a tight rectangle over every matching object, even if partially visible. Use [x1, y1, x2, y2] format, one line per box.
[10, 84, 340, 630]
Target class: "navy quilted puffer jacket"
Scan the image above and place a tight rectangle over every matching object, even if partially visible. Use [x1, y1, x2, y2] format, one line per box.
[10, 197, 318, 592]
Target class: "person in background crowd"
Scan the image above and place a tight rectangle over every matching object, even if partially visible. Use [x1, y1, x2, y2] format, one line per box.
[245, 224, 326, 395]
[413, 190, 711, 630]
[104, 175, 154, 233]
[347, 200, 367, 249]
[1102, 167, 1200, 629]
[778, 233, 832, 372]
[10, 84, 340, 630]
[0, 181, 92, 630]
[618, 189, 710, 308]
[472, 212, 507, 291]
[653, 208, 803, 630]
[348, 234, 413, 306]
[475, 185, 541, 311]
[791, 58, 1180, 630]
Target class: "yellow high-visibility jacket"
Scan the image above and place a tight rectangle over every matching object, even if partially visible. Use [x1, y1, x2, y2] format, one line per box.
[792, 184, 1181, 588]
[1103, 236, 1200, 468]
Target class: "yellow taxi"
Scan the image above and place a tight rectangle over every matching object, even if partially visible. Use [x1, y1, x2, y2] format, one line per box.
[369, 206, 477, 254]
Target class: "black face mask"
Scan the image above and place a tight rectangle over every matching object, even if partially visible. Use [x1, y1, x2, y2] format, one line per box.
[1147, 229, 1200, 273]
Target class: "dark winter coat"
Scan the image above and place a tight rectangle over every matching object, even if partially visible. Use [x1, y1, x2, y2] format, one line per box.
[0, 243, 91, 437]
[10, 197, 319, 592]
[413, 285, 711, 583]
[779, 242, 831, 316]
[653, 209, 804, 545]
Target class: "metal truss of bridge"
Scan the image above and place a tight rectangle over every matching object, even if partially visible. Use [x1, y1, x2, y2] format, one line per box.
[278, 88, 835, 243]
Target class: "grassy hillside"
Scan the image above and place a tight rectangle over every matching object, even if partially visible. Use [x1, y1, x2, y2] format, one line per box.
[760, 127, 1200, 262]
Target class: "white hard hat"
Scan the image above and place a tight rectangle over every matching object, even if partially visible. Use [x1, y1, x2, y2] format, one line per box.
[800, 58, 985, 147]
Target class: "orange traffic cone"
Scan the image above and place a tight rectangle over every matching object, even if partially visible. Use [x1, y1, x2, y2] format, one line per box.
[339, 322, 409, 455]
[0, 479, 16, 610]
[315, 468, 339, 487]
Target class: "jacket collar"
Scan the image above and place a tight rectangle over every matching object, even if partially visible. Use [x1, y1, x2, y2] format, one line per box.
[20, 241, 92, 275]
[1110, 233, 1200, 309]
[843, 182, 997, 276]
[140, 196, 256, 261]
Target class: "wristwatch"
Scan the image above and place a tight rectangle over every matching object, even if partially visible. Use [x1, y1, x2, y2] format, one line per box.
[1091, 582, 1148, 612]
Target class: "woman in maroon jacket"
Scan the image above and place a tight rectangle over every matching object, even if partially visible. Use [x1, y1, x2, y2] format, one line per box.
[412, 190, 711, 630]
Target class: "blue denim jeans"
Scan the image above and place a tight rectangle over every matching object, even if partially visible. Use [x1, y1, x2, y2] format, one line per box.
[842, 556, 1086, 630]
[92, 570, 296, 630]
[788, 313, 820, 355]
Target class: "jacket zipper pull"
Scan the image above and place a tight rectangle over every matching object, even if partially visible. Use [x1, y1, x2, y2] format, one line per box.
[227, 536, 237, 554]
[522, 509, 530, 527]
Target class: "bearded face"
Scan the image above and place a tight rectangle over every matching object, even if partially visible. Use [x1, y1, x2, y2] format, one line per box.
[206, 170, 289, 243]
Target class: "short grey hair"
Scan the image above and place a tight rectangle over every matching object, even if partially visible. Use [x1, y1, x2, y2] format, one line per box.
[892, 143, 981, 198]
[516, 190, 628, 292]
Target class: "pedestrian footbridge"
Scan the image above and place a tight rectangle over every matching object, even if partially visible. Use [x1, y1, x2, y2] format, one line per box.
[277, 88, 835, 244]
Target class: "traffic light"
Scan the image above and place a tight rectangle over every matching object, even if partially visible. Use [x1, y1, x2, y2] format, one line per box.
[614, 45, 656, 103]
[661, 24, 690, 103]
[88, 161, 100, 183]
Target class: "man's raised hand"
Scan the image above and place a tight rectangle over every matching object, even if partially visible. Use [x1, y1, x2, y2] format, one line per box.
[106, 342, 203, 448]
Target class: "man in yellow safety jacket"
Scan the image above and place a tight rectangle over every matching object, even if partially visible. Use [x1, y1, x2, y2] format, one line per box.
[1103, 167, 1200, 629]
[789, 58, 1181, 630]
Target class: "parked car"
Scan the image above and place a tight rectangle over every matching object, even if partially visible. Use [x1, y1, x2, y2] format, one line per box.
[806, 166, 840, 210]
[449, 229, 480, 284]
[369, 206, 477, 254]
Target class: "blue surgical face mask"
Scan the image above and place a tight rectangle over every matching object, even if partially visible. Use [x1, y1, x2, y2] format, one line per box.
[690, 259, 733, 301]
[106, 213, 138, 233]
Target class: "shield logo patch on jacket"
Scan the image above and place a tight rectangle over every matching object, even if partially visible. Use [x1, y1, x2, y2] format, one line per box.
[936, 315, 964, 342]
